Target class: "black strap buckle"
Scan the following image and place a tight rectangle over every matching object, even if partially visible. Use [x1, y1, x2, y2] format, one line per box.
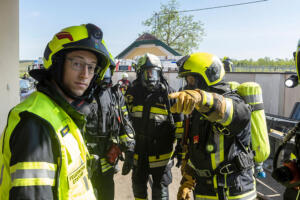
[219, 164, 235, 175]
[196, 169, 212, 177]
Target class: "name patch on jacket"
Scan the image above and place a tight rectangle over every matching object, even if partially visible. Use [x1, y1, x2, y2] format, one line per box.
[68, 163, 86, 187]
[61, 125, 70, 137]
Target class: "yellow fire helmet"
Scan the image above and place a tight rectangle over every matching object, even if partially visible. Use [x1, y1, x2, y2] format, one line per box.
[176, 52, 225, 86]
[43, 23, 113, 80]
[296, 39, 300, 83]
[30, 23, 115, 102]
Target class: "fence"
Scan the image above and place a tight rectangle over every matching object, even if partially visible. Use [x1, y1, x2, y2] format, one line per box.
[232, 65, 296, 73]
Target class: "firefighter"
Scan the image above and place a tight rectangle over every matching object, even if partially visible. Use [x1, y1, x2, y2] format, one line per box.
[169, 52, 256, 200]
[272, 40, 300, 200]
[0, 23, 113, 199]
[222, 57, 233, 72]
[125, 53, 184, 200]
[83, 65, 135, 200]
[118, 72, 132, 94]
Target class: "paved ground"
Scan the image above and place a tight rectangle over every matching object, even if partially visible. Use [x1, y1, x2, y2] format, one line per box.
[115, 161, 184, 200]
[114, 160, 284, 200]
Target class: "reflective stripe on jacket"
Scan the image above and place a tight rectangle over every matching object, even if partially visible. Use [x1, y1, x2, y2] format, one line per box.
[0, 91, 96, 200]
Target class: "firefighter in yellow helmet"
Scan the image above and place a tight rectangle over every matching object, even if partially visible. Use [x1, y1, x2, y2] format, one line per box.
[169, 52, 256, 200]
[0, 23, 113, 199]
[272, 40, 300, 200]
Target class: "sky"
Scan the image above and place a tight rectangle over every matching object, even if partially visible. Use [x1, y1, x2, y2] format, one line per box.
[19, 0, 300, 61]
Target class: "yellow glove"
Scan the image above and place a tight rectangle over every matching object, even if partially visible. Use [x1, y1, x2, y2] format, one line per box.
[177, 185, 192, 200]
[168, 90, 202, 115]
[177, 174, 195, 200]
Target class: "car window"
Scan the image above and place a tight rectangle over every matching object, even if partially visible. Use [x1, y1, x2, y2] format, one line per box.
[19, 79, 30, 89]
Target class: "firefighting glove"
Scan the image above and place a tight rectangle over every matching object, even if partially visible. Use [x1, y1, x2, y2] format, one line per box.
[177, 173, 195, 200]
[122, 151, 134, 175]
[169, 89, 227, 122]
[169, 90, 202, 115]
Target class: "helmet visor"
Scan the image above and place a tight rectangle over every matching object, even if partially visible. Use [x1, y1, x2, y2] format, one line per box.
[142, 68, 160, 82]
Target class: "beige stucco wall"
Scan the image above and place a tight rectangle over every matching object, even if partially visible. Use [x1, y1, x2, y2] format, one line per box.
[0, 0, 19, 132]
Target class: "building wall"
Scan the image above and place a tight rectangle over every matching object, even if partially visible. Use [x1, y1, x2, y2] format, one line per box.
[123, 46, 169, 59]
[113, 71, 297, 117]
[0, 0, 19, 132]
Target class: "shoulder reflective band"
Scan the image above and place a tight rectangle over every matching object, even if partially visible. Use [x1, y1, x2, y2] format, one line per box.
[243, 94, 263, 105]
[10, 162, 57, 187]
[219, 98, 233, 126]
[252, 103, 264, 111]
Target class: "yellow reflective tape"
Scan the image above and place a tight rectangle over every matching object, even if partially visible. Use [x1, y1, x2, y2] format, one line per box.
[213, 175, 218, 191]
[148, 152, 173, 162]
[134, 154, 138, 160]
[132, 106, 143, 112]
[11, 178, 55, 187]
[227, 189, 256, 199]
[121, 106, 127, 110]
[149, 160, 170, 168]
[150, 107, 168, 115]
[131, 112, 142, 118]
[175, 133, 183, 139]
[291, 153, 297, 160]
[176, 121, 183, 127]
[208, 93, 214, 109]
[123, 111, 128, 115]
[202, 91, 207, 105]
[120, 134, 128, 140]
[101, 164, 113, 172]
[175, 127, 184, 134]
[220, 98, 233, 126]
[195, 194, 218, 199]
[220, 134, 224, 163]
[10, 162, 57, 174]
[135, 198, 147, 200]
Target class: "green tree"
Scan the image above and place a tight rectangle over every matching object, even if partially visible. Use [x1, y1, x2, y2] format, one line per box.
[142, 0, 205, 55]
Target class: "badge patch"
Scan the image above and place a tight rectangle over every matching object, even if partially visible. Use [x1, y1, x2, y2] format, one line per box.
[193, 135, 199, 144]
[60, 125, 70, 137]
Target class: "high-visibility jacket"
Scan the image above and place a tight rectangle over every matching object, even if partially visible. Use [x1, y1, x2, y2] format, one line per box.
[0, 91, 96, 200]
[125, 83, 183, 168]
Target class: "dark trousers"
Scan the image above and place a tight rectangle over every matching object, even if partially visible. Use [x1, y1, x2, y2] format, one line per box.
[91, 168, 115, 200]
[132, 161, 173, 200]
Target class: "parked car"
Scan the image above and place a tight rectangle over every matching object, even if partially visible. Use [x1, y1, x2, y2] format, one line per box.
[20, 79, 35, 101]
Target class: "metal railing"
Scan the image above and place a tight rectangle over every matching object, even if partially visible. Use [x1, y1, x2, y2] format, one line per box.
[232, 65, 296, 73]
